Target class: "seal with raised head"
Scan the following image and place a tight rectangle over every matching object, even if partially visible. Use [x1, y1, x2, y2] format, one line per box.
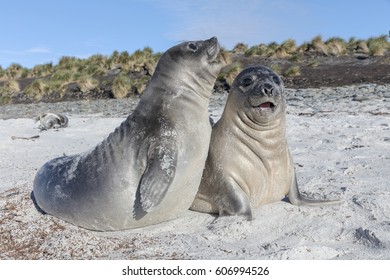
[33, 37, 225, 231]
[191, 66, 340, 219]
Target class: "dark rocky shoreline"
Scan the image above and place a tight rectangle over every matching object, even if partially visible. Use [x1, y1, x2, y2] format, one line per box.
[1, 83, 389, 120]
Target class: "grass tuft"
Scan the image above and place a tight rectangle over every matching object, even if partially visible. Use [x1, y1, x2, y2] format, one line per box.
[0, 80, 20, 94]
[25, 79, 46, 100]
[284, 65, 301, 77]
[112, 74, 133, 99]
[367, 35, 389, 56]
[232, 43, 248, 53]
[217, 63, 242, 86]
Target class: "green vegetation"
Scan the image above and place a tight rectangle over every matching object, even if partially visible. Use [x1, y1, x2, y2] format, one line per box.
[284, 65, 301, 77]
[232, 43, 248, 54]
[25, 79, 47, 100]
[218, 62, 242, 85]
[112, 73, 133, 99]
[0, 47, 160, 102]
[269, 64, 283, 75]
[0, 80, 20, 94]
[367, 35, 389, 56]
[0, 35, 388, 103]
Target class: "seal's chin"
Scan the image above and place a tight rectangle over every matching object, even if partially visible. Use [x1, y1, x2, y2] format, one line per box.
[206, 41, 220, 63]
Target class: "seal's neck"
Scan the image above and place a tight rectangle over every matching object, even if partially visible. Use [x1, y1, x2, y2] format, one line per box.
[219, 106, 288, 152]
[150, 56, 216, 101]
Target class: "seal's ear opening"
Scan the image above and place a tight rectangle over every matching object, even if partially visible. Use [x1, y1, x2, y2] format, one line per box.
[30, 191, 46, 214]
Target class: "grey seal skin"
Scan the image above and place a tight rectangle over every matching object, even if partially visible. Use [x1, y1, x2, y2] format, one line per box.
[35, 113, 68, 131]
[191, 66, 340, 219]
[33, 37, 225, 231]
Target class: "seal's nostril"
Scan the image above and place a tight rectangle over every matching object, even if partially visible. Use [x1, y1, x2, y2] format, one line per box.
[262, 83, 274, 96]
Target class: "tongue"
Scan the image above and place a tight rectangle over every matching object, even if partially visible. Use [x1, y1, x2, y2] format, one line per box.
[259, 102, 272, 109]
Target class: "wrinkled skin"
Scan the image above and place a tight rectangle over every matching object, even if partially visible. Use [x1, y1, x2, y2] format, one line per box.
[33, 37, 225, 231]
[191, 66, 340, 219]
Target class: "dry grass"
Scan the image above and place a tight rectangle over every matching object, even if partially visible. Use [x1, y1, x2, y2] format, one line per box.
[0, 80, 20, 94]
[269, 64, 283, 75]
[112, 74, 133, 99]
[367, 35, 389, 56]
[25, 79, 47, 100]
[284, 65, 301, 77]
[216, 47, 232, 66]
[273, 39, 297, 58]
[76, 75, 100, 92]
[310, 35, 329, 55]
[326, 37, 347, 56]
[218, 62, 242, 85]
[0, 35, 389, 102]
[232, 43, 248, 54]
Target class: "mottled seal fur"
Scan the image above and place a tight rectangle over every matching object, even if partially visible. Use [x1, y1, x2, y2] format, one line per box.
[35, 113, 68, 131]
[33, 37, 225, 230]
[191, 66, 340, 219]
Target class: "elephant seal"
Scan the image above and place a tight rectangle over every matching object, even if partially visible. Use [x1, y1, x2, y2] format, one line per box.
[35, 113, 68, 131]
[191, 66, 340, 219]
[33, 37, 225, 231]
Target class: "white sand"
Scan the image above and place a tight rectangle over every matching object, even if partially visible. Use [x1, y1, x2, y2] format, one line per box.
[1, 89, 389, 259]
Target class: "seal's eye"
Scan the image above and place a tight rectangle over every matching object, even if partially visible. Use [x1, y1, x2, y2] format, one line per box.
[272, 75, 281, 85]
[188, 43, 197, 51]
[242, 77, 253, 87]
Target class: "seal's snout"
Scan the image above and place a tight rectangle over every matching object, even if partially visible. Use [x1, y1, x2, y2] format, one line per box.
[261, 82, 274, 96]
[253, 82, 275, 97]
[208, 36, 218, 43]
[205, 37, 220, 62]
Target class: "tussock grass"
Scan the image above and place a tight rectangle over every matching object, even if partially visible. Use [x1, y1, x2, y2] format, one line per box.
[112, 74, 133, 99]
[216, 47, 232, 66]
[32, 63, 53, 77]
[326, 37, 347, 56]
[0, 80, 20, 103]
[289, 53, 302, 63]
[232, 43, 248, 53]
[244, 46, 259, 57]
[269, 64, 282, 75]
[218, 62, 242, 85]
[51, 70, 73, 84]
[57, 56, 82, 71]
[273, 39, 297, 58]
[25, 79, 47, 100]
[307, 60, 319, 68]
[367, 35, 389, 56]
[310, 35, 328, 55]
[0, 80, 20, 94]
[76, 75, 99, 92]
[0, 35, 389, 102]
[4, 63, 28, 79]
[284, 65, 301, 77]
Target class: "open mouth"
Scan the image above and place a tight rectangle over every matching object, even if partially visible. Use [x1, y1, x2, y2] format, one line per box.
[256, 102, 276, 111]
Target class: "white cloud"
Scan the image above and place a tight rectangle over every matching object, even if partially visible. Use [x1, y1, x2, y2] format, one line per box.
[0, 46, 51, 55]
[0, 46, 52, 67]
[26, 47, 51, 54]
[156, 0, 312, 49]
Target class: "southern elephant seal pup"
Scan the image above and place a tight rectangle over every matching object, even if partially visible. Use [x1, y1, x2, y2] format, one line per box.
[191, 66, 340, 219]
[35, 113, 69, 131]
[33, 37, 225, 231]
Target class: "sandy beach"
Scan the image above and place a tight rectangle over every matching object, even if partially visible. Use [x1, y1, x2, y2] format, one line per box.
[1, 84, 390, 259]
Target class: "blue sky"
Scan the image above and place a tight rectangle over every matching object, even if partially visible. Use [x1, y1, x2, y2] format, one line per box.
[1, 0, 389, 68]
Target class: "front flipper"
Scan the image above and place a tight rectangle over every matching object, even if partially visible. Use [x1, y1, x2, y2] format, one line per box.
[139, 140, 177, 213]
[217, 178, 253, 220]
[287, 171, 342, 206]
